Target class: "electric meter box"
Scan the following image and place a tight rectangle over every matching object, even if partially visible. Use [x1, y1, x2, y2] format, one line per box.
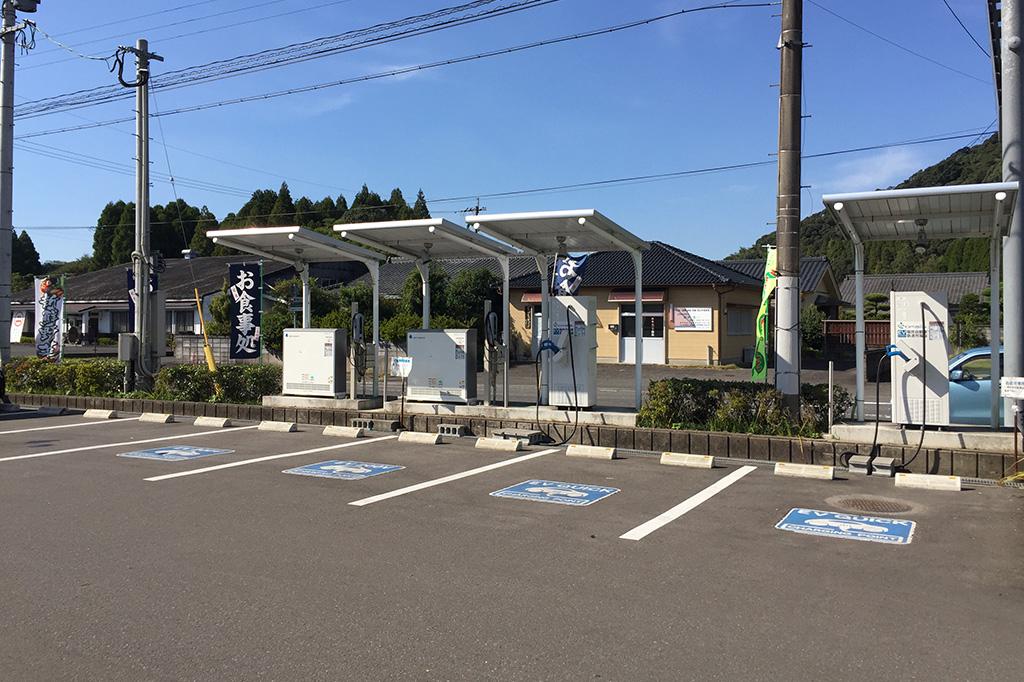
[548, 295, 598, 408]
[889, 291, 950, 427]
[282, 328, 348, 398]
[406, 329, 477, 403]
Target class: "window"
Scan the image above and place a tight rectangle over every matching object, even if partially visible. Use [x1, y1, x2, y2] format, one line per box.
[175, 310, 195, 334]
[727, 306, 755, 336]
[958, 356, 995, 381]
[110, 310, 130, 333]
[620, 303, 664, 339]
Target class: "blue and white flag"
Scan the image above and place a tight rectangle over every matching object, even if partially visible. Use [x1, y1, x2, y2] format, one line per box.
[553, 255, 588, 295]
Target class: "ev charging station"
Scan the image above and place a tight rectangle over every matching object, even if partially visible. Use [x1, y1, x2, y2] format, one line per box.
[206, 226, 385, 402]
[335, 219, 520, 406]
[825, 182, 1018, 429]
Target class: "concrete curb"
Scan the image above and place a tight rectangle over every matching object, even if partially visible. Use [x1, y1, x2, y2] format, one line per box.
[259, 421, 298, 433]
[397, 431, 442, 445]
[194, 416, 232, 428]
[566, 444, 617, 460]
[660, 452, 715, 469]
[36, 406, 67, 416]
[475, 437, 523, 452]
[139, 413, 175, 424]
[774, 462, 835, 480]
[895, 472, 962, 491]
[323, 425, 365, 438]
[83, 409, 118, 419]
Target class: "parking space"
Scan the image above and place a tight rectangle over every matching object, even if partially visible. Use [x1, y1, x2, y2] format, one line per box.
[1, 414, 1021, 679]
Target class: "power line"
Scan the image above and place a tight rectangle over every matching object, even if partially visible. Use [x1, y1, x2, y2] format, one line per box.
[16, 0, 558, 118]
[46, 1, 230, 40]
[940, 0, 989, 58]
[806, 0, 989, 84]
[15, 1, 774, 132]
[15, 127, 994, 231]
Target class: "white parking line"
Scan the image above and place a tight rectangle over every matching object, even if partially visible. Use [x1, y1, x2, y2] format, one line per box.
[619, 465, 757, 541]
[0, 425, 259, 463]
[144, 435, 397, 481]
[349, 448, 561, 507]
[0, 417, 142, 436]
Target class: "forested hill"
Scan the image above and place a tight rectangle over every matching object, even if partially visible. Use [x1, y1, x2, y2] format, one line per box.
[726, 134, 1002, 279]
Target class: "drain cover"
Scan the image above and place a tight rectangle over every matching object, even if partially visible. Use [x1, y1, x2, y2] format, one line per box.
[832, 496, 914, 514]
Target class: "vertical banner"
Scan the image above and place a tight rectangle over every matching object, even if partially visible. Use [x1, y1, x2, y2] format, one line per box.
[34, 275, 66, 362]
[229, 263, 261, 359]
[10, 310, 26, 344]
[553, 254, 588, 295]
[752, 246, 778, 381]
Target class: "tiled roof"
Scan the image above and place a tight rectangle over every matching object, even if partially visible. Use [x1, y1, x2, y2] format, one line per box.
[717, 256, 832, 293]
[346, 257, 538, 297]
[838, 272, 990, 306]
[12, 256, 294, 304]
[507, 241, 762, 289]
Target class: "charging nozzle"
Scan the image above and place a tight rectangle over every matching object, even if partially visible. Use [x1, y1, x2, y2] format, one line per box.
[885, 343, 909, 361]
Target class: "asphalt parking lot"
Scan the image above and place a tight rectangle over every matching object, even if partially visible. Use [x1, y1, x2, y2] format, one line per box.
[1, 409, 1021, 680]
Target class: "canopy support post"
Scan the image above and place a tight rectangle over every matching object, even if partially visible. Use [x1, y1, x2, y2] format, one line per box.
[299, 266, 311, 329]
[370, 260, 380, 399]
[536, 255, 549, 405]
[632, 248, 644, 411]
[854, 242, 866, 422]
[499, 255, 510, 407]
[991, 193, 1006, 429]
[415, 259, 430, 329]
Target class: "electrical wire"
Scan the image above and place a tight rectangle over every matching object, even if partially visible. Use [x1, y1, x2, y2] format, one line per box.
[940, 0, 990, 58]
[807, 0, 989, 84]
[47, 1, 231, 40]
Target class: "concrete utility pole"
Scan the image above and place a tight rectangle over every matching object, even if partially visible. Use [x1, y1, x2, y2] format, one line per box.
[124, 39, 162, 389]
[774, 0, 803, 413]
[0, 0, 39, 364]
[1002, 0, 1024, 424]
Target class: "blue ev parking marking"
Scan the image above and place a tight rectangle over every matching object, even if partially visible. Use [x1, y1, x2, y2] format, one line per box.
[490, 479, 620, 507]
[283, 460, 404, 480]
[118, 446, 235, 462]
[776, 508, 916, 545]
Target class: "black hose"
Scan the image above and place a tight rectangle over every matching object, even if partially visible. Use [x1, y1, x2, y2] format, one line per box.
[839, 351, 888, 468]
[903, 303, 930, 468]
[532, 304, 581, 446]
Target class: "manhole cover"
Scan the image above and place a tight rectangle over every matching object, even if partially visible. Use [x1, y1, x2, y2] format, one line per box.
[831, 496, 914, 514]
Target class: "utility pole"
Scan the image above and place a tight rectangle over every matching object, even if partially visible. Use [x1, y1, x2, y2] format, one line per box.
[0, 0, 39, 365]
[1002, 0, 1024, 425]
[121, 39, 162, 389]
[774, 0, 803, 413]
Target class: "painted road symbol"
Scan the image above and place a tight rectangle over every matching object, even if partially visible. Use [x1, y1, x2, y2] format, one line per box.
[776, 508, 915, 545]
[490, 479, 620, 507]
[118, 445, 234, 462]
[283, 460, 404, 480]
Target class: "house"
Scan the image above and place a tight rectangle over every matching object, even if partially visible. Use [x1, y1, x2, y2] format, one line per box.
[717, 255, 844, 317]
[838, 272, 990, 315]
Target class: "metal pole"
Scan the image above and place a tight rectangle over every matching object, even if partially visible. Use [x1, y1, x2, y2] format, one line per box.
[828, 359, 834, 429]
[133, 39, 154, 389]
[371, 261, 379, 399]
[299, 267, 310, 328]
[416, 259, 430, 329]
[854, 242, 866, 422]
[632, 249, 643, 411]
[349, 300, 358, 400]
[536, 255, 550, 405]
[0, 1, 17, 365]
[991, 232, 1002, 429]
[1002, 0, 1024, 426]
[774, 0, 803, 414]
[500, 255, 510, 407]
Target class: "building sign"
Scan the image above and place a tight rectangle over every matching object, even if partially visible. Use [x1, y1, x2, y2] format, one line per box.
[228, 263, 261, 360]
[34, 275, 65, 361]
[9, 310, 26, 344]
[1000, 377, 1024, 400]
[671, 306, 712, 331]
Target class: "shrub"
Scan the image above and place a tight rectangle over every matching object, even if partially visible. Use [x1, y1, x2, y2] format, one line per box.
[3, 357, 125, 396]
[152, 364, 218, 402]
[637, 377, 852, 437]
[152, 363, 281, 404]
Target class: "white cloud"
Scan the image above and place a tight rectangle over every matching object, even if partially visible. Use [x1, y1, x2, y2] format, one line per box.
[291, 92, 356, 117]
[815, 148, 925, 193]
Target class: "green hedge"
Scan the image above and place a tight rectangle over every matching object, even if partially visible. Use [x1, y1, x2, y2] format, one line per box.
[3, 358, 281, 405]
[637, 378, 853, 438]
[3, 357, 126, 396]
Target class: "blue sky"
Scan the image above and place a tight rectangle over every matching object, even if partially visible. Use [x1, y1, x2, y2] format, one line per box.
[11, 0, 997, 263]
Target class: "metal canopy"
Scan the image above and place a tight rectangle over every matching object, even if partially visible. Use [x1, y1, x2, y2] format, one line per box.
[465, 209, 649, 254]
[335, 218, 520, 260]
[823, 182, 1019, 242]
[466, 209, 649, 412]
[335, 218, 520, 407]
[822, 182, 1018, 430]
[206, 225, 385, 399]
[207, 225, 383, 266]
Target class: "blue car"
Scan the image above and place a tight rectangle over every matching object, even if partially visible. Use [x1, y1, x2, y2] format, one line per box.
[948, 346, 1004, 425]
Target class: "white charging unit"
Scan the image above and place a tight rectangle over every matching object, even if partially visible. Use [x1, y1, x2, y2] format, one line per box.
[548, 296, 598, 408]
[889, 291, 950, 427]
[406, 329, 478, 403]
[282, 328, 348, 398]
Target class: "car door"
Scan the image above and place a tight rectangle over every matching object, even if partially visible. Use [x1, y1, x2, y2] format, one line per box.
[949, 354, 993, 425]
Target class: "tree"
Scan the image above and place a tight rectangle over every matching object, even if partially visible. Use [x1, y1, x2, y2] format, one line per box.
[443, 269, 500, 324]
[387, 188, 412, 220]
[269, 182, 296, 226]
[110, 203, 136, 265]
[864, 293, 890, 320]
[400, 265, 448, 318]
[188, 206, 221, 256]
[800, 306, 825, 353]
[335, 194, 349, 221]
[93, 200, 127, 268]
[294, 196, 320, 228]
[951, 293, 988, 350]
[222, 189, 278, 227]
[411, 189, 430, 219]
[12, 230, 41, 275]
[344, 184, 388, 223]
